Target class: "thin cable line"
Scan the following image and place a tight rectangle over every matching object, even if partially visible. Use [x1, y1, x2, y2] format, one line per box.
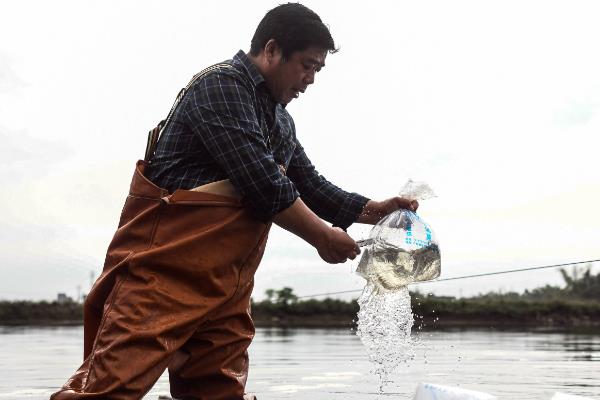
[296, 258, 600, 299]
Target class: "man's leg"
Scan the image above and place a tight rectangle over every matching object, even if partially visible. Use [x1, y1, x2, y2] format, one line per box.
[168, 304, 254, 399]
[168, 259, 260, 399]
[52, 220, 269, 398]
[51, 267, 207, 399]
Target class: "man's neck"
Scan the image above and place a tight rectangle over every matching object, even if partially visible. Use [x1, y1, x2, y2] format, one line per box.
[247, 52, 269, 78]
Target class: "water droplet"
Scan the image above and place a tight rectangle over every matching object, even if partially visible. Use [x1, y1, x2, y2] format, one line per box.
[356, 282, 415, 391]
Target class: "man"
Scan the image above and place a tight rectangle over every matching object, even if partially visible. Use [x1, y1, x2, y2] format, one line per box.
[52, 4, 417, 400]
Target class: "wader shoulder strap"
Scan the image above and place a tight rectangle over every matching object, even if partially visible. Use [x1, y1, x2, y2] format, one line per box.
[144, 63, 234, 162]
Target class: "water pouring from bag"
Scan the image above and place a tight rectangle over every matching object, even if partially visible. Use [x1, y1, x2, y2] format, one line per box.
[355, 180, 441, 291]
[354, 180, 441, 390]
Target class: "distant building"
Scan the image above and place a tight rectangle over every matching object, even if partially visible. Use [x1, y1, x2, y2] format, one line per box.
[57, 293, 72, 304]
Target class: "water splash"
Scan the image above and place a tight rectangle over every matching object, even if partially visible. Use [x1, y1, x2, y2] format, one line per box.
[356, 282, 415, 391]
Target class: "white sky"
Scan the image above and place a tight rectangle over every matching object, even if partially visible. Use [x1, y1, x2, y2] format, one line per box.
[1, 0, 599, 301]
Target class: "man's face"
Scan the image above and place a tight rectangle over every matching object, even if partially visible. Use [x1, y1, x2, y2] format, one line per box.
[266, 46, 327, 105]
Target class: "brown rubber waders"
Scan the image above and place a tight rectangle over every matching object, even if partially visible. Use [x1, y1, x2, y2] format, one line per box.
[51, 161, 270, 400]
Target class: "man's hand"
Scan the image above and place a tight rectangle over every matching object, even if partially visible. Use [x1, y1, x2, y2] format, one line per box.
[315, 227, 360, 264]
[357, 197, 419, 225]
[273, 198, 360, 264]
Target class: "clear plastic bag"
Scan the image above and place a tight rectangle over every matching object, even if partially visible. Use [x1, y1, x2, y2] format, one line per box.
[356, 180, 441, 291]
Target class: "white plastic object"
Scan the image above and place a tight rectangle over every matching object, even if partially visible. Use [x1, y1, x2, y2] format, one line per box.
[412, 383, 497, 400]
[551, 393, 596, 400]
[356, 180, 440, 290]
[399, 179, 437, 201]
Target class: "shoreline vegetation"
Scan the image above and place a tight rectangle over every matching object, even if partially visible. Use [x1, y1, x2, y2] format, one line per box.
[2, 266, 599, 331]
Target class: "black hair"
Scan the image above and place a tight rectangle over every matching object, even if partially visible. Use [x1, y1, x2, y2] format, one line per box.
[250, 3, 338, 60]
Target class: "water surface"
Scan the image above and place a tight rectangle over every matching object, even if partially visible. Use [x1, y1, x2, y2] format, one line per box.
[0, 326, 598, 399]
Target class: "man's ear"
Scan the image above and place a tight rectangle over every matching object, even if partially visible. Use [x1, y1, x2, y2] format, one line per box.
[264, 39, 283, 65]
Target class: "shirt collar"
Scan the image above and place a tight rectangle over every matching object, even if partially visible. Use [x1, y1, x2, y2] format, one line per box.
[232, 50, 287, 108]
[233, 50, 265, 87]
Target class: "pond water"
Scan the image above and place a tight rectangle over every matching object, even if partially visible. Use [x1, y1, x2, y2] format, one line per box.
[0, 326, 598, 399]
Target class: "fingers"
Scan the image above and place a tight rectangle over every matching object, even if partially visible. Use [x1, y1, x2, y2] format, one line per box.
[393, 197, 419, 212]
[331, 241, 360, 264]
[352, 240, 360, 255]
[330, 251, 358, 263]
[348, 249, 358, 260]
[320, 228, 361, 264]
[330, 244, 360, 263]
[324, 250, 347, 264]
[346, 236, 360, 260]
[337, 248, 358, 261]
[410, 200, 419, 211]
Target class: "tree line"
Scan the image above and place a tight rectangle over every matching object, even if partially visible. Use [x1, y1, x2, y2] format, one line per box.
[1, 265, 599, 327]
[251, 264, 600, 328]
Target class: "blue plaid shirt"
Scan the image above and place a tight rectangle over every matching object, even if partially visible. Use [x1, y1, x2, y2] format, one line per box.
[146, 50, 369, 229]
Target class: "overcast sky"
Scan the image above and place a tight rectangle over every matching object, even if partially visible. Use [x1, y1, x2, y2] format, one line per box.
[1, 0, 599, 301]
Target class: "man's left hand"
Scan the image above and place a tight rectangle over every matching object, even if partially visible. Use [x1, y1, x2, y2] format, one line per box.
[357, 197, 419, 225]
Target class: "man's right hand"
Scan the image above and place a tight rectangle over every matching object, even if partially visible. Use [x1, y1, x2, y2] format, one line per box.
[273, 198, 360, 264]
[316, 227, 360, 264]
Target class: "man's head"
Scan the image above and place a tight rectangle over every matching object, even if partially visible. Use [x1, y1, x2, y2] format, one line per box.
[249, 3, 338, 105]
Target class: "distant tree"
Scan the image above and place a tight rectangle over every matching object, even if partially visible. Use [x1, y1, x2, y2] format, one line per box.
[524, 285, 564, 299]
[560, 264, 600, 299]
[265, 289, 276, 303]
[560, 266, 581, 290]
[275, 287, 298, 306]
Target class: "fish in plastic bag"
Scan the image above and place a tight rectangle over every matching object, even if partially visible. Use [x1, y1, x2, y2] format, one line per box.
[356, 180, 441, 291]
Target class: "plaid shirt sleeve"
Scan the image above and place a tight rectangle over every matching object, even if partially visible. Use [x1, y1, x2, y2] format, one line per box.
[182, 71, 299, 221]
[287, 139, 370, 230]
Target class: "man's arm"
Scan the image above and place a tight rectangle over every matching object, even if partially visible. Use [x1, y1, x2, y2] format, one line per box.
[286, 140, 370, 230]
[287, 139, 419, 228]
[184, 72, 359, 263]
[273, 198, 359, 263]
